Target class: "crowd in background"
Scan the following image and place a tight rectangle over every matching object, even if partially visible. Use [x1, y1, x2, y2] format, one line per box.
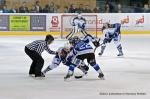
[0, 0, 150, 13]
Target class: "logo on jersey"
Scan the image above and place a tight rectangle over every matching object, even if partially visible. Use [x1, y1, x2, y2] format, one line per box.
[136, 16, 144, 24]
[51, 16, 59, 27]
[121, 16, 129, 24]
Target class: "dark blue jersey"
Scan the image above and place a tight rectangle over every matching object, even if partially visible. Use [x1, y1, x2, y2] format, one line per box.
[111, 23, 121, 34]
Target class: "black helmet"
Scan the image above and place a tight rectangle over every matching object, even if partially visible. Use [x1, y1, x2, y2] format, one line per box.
[45, 34, 54, 42]
[68, 36, 80, 46]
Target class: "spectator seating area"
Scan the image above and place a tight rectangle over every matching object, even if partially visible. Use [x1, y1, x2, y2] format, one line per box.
[0, 0, 150, 13]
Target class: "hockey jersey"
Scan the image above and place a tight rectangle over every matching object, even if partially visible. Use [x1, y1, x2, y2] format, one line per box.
[111, 23, 121, 34]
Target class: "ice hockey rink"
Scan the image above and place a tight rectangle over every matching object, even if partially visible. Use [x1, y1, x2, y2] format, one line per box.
[0, 35, 150, 99]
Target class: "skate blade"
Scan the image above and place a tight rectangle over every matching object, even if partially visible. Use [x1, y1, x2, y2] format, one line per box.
[34, 77, 45, 80]
[29, 74, 35, 77]
[117, 55, 124, 58]
[99, 77, 105, 80]
[64, 76, 76, 82]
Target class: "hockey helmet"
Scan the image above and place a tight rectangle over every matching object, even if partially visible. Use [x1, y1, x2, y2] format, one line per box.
[68, 36, 81, 46]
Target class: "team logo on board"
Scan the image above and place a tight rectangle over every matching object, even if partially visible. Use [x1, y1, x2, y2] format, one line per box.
[121, 16, 129, 24]
[136, 16, 144, 24]
[51, 16, 59, 27]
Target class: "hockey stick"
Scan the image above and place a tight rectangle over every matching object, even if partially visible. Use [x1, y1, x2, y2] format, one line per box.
[74, 75, 83, 79]
[81, 29, 88, 36]
[66, 26, 80, 39]
[75, 72, 105, 80]
[66, 16, 77, 39]
[66, 26, 88, 39]
[66, 28, 74, 39]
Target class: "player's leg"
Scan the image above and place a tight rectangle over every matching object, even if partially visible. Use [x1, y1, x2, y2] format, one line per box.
[117, 44, 123, 56]
[113, 34, 123, 56]
[87, 53, 104, 78]
[75, 54, 88, 72]
[64, 63, 76, 80]
[98, 43, 106, 56]
[99, 32, 112, 56]
[64, 54, 86, 80]
[42, 54, 61, 74]
[77, 61, 89, 74]
[71, 57, 89, 74]
[74, 62, 89, 79]
[99, 37, 111, 56]
[42, 66, 51, 74]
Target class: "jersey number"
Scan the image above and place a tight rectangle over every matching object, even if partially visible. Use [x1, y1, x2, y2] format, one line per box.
[79, 43, 92, 50]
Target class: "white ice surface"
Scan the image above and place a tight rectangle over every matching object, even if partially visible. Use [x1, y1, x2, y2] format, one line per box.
[0, 35, 150, 99]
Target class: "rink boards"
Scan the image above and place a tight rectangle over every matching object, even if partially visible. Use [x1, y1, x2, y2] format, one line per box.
[0, 13, 150, 36]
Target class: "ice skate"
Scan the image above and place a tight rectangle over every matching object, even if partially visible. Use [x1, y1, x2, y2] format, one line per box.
[35, 72, 45, 78]
[64, 73, 73, 81]
[117, 52, 123, 56]
[98, 73, 105, 80]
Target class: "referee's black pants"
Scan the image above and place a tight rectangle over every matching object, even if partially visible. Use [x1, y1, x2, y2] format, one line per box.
[25, 47, 44, 76]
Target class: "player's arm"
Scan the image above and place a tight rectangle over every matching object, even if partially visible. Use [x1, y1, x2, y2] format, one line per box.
[45, 44, 56, 54]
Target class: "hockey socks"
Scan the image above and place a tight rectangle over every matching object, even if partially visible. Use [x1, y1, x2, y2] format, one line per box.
[92, 64, 104, 79]
[64, 64, 75, 80]
[91, 64, 102, 74]
[99, 45, 106, 55]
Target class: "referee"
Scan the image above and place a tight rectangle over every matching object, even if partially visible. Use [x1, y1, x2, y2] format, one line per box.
[25, 34, 56, 77]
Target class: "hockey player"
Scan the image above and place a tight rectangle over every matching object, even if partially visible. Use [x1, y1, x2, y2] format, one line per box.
[64, 35, 104, 80]
[98, 23, 124, 56]
[42, 40, 89, 76]
[66, 13, 88, 39]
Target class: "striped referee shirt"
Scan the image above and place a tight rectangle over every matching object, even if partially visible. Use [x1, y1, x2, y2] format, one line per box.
[26, 40, 55, 55]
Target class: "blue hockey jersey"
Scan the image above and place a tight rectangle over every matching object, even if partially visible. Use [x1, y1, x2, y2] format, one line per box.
[111, 23, 121, 34]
